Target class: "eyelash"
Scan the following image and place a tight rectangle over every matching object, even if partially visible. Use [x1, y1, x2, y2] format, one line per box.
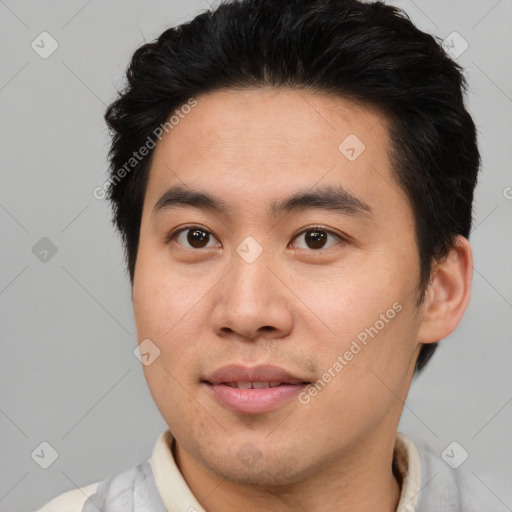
[165, 224, 345, 252]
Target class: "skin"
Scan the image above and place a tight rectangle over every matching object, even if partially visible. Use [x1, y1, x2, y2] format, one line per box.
[132, 87, 473, 512]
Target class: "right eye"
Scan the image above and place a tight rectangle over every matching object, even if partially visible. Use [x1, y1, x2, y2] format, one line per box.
[167, 226, 222, 250]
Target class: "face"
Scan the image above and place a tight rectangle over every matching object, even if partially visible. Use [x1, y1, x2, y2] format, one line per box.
[133, 87, 426, 485]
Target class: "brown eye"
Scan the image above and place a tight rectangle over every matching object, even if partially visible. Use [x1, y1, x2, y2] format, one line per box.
[187, 229, 210, 248]
[292, 228, 342, 250]
[305, 230, 327, 249]
[171, 227, 221, 249]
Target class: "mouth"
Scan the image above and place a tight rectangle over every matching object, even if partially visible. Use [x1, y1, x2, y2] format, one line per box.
[202, 364, 310, 414]
[221, 381, 300, 389]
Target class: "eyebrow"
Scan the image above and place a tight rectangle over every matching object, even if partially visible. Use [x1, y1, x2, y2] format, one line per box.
[152, 184, 373, 220]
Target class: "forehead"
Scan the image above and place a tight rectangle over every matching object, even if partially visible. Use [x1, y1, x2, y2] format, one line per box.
[155, 87, 389, 156]
[144, 87, 406, 219]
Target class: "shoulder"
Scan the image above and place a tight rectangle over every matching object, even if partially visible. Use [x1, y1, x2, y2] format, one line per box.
[33, 431, 171, 512]
[34, 482, 99, 512]
[33, 458, 165, 512]
[413, 437, 509, 512]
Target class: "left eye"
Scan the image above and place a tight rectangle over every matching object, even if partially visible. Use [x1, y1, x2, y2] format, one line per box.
[291, 228, 342, 250]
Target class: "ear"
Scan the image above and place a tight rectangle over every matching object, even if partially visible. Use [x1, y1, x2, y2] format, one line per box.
[417, 235, 473, 344]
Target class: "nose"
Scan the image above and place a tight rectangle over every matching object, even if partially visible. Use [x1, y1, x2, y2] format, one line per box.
[209, 246, 294, 342]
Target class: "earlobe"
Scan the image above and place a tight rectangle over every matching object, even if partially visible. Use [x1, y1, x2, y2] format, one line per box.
[417, 235, 473, 344]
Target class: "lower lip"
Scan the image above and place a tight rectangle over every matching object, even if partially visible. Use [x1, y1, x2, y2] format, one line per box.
[204, 383, 307, 414]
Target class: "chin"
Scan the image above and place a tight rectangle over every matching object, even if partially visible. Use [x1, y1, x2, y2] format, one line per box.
[201, 449, 313, 487]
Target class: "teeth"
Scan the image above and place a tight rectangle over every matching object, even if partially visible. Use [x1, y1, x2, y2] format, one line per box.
[223, 381, 281, 389]
[252, 381, 271, 389]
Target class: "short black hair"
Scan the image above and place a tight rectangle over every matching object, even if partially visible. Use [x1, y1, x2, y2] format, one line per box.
[104, 0, 480, 374]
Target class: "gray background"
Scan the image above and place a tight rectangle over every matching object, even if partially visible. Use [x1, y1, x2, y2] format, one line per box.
[1, 0, 511, 511]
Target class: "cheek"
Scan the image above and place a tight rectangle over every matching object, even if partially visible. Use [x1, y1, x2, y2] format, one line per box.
[304, 308, 418, 446]
[133, 251, 212, 381]
[142, 358, 204, 439]
[133, 248, 203, 341]
[307, 262, 403, 334]
[303, 256, 419, 393]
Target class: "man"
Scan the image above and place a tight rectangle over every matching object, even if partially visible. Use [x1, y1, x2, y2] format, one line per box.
[37, 0, 495, 510]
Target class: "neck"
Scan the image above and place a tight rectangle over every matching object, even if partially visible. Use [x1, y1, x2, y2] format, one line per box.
[173, 430, 402, 512]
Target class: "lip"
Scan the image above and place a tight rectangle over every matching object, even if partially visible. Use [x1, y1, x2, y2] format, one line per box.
[202, 364, 309, 415]
[204, 364, 307, 385]
[201, 364, 309, 415]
